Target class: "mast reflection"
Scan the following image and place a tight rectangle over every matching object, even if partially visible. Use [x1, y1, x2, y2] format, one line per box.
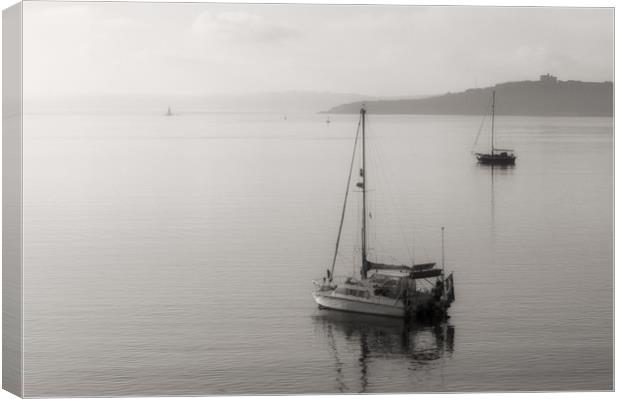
[487, 163, 514, 242]
[313, 310, 455, 393]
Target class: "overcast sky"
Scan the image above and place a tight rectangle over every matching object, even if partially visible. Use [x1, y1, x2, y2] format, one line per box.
[23, 2, 613, 99]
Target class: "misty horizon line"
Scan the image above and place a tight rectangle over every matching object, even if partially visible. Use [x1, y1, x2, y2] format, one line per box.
[25, 75, 614, 103]
[25, 90, 418, 101]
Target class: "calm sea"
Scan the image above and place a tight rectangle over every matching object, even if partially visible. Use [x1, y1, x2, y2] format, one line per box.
[22, 111, 613, 395]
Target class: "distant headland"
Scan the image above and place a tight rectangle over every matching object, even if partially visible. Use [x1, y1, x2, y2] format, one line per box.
[323, 74, 613, 117]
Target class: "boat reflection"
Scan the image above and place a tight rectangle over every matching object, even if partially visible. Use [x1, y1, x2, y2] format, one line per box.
[488, 163, 515, 242]
[485, 162, 516, 171]
[312, 310, 455, 393]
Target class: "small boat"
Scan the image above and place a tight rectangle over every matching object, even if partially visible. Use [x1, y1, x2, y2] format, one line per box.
[473, 91, 516, 165]
[312, 107, 455, 321]
[326, 116, 331, 124]
[165, 105, 173, 116]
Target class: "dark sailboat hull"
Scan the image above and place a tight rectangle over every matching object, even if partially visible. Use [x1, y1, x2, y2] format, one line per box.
[476, 153, 516, 165]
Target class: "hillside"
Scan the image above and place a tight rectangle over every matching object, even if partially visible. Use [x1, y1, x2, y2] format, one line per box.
[324, 76, 613, 117]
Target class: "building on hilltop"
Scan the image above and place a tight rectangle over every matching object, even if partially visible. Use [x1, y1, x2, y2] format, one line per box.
[540, 73, 558, 84]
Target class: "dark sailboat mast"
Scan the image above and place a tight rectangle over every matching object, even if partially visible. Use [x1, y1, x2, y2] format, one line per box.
[490, 90, 495, 155]
[360, 107, 369, 279]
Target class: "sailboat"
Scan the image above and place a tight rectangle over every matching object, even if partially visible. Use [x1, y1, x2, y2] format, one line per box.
[165, 105, 173, 116]
[474, 91, 516, 165]
[326, 116, 331, 124]
[312, 107, 455, 320]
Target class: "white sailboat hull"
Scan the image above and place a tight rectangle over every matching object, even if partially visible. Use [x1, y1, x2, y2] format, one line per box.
[312, 291, 404, 318]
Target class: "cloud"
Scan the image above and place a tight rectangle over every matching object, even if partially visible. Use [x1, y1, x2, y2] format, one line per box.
[22, 3, 612, 98]
[191, 11, 300, 43]
[103, 16, 137, 28]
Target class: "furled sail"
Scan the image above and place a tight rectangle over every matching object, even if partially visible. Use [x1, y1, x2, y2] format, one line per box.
[409, 268, 443, 279]
[367, 261, 436, 272]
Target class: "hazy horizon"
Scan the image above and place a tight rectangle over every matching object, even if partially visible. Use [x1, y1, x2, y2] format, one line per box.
[23, 2, 613, 100]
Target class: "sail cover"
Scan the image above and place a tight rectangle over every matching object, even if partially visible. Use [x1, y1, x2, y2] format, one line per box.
[367, 261, 410, 271]
[367, 261, 436, 272]
[409, 268, 443, 279]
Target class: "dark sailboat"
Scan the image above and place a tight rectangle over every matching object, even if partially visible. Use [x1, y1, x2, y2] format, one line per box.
[474, 91, 516, 165]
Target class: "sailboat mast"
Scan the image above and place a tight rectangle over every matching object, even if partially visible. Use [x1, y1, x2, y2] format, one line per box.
[491, 90, 495, 154]
[441, 226, 445, 271]
[361, 107, 368, 279]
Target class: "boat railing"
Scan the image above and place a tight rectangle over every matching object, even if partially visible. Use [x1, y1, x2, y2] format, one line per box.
[326, 275, 363, 285]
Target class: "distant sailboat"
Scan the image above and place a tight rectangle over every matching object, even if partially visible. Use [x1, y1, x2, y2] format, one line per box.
[326, 116, 331, 124]
[473, 91, 516, 165]
[166, 105, 173, 116]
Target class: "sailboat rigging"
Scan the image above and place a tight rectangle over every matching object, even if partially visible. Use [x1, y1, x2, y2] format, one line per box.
[313, 107, 455, 320]
[473, 90, 516, 165]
